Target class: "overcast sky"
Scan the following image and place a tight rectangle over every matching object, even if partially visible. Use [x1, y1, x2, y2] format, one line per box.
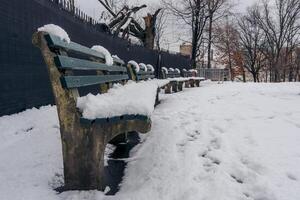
[75, 0, 259, 51]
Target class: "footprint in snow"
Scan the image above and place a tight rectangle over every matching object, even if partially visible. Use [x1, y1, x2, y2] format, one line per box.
[230, 174, 244, 184]
[200, 152, 221, 165]
[186, 131, 200, 141]
[176, 141, 186, 153]
[212, 125, 225, 134]
[14, 126, 34, 135]
[210, 138, 221, 150]
[287, 173, 298, 181]
[268, 116, 275, 119]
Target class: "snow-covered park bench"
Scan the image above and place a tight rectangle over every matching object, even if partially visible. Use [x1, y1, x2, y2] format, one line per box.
[161, 67, 190, 93]
[127, 61, 155, 81]
[182, 69, 205, 87]
[32, 29, 167, 191]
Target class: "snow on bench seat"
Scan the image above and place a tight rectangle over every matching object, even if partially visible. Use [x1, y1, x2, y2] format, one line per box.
[193, 77, 205, 81]
[149, 79, 170, 88]
[167, 77, 190, 81]
[77, 80, 166, 120]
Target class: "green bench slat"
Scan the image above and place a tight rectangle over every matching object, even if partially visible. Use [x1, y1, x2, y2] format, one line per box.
[61, 74, 129, 88]
[137, 71, 155, 75]
[137, 74, 155, 80]
[166, 71, 181, 79]
[80, 114, 149, 125]
[183, 72, 193, 77]
[44, 33, 125, 65]
[54, 56, 127, 72]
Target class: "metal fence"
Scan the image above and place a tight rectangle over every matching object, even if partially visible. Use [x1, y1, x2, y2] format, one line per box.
[198, 68, 230, 81]
[0, 0, 191, 116]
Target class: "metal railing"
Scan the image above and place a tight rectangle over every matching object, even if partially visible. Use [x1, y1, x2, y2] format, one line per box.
[48, 0, 99, 25]
[198, 68, 230, 81]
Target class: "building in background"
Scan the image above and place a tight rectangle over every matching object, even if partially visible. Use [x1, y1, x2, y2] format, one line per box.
[180, 42, 192, 58]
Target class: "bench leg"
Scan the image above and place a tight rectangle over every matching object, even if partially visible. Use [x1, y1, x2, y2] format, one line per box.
[195, 80, 200, 87]
[184, 80, 190, 88]
[61, 126, 106, 191]
[172, 82, 178, 93]
[165, 83, 172, 94]
[178, 82, 183, 91]
[190, 79, 195, 87]
[155, 88, 160, 106]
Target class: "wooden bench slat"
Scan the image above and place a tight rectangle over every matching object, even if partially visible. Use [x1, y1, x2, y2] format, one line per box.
[61, 74, 129, 88]
[137, 71, 155, 75]
[44, 33, 125, 65]
[80, 114, 149, 125]
[137, 74, 155, 80]
[54, 55, 127, 72]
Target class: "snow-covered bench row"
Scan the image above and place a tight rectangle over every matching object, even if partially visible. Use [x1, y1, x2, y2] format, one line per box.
[32, 28, 170, 191]
[33, 24, 204, 192]
[161, 67, 205, 93]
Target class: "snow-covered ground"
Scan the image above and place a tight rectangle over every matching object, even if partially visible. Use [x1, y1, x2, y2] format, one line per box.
[0, 82, 300, 200]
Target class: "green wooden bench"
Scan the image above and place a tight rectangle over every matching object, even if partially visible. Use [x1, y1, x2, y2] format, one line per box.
[128, 62, 155, 81]
[161, 67, 185, 93]
[127, 62, 163, 106]
[182, 69, 203, 87]
[32, 31, 158, 191]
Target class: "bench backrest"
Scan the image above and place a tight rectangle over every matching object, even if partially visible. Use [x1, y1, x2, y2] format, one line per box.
[161, 68, 181, 79]
[39, 33, 129, 95]
[182, 70, 196, 77]
[128, 63, 155, 81]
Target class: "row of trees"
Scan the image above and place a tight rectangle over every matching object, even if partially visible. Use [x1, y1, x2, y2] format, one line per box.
[164, 0, 300, 82]
[162, 0, 228, 69]
[215, 0, 300, 82]
[96, 0, 300, 82]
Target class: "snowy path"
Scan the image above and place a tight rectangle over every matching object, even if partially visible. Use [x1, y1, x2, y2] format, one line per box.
[0, 82, 300, 200]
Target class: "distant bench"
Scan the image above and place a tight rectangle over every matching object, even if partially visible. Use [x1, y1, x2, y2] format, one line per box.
[161, 67, 204, 94]
[32, 31, 165, 191]
[182, 69, 204, 87]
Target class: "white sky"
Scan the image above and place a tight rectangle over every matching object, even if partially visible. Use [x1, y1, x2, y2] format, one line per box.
[75, 0, 259, 51]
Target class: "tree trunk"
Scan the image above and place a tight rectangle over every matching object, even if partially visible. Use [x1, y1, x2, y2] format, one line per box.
[207, 14, 213, 69]
[242, 70, 246, 82]
[191, 29, 198, 68]
[252, 72, 257, 82]
[143, 14, 155, 49]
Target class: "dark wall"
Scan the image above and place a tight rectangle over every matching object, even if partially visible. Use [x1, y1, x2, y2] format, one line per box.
[0, 0, 191, 116]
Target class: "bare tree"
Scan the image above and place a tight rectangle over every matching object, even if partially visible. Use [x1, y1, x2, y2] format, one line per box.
[154, 8, 167, 51]
[206, 0, 227, 69]
[162, 0, 210, 68]
[253, 0, 300, 82]
[214, 18, 242, 81]
[238, 7, 266, 82]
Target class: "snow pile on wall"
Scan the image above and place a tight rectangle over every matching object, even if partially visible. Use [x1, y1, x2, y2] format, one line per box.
[91, 45, 114, 66]
[149, 79, 170, 88]
[77, 81, 160, 119]
[38, 24, 70, 43]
